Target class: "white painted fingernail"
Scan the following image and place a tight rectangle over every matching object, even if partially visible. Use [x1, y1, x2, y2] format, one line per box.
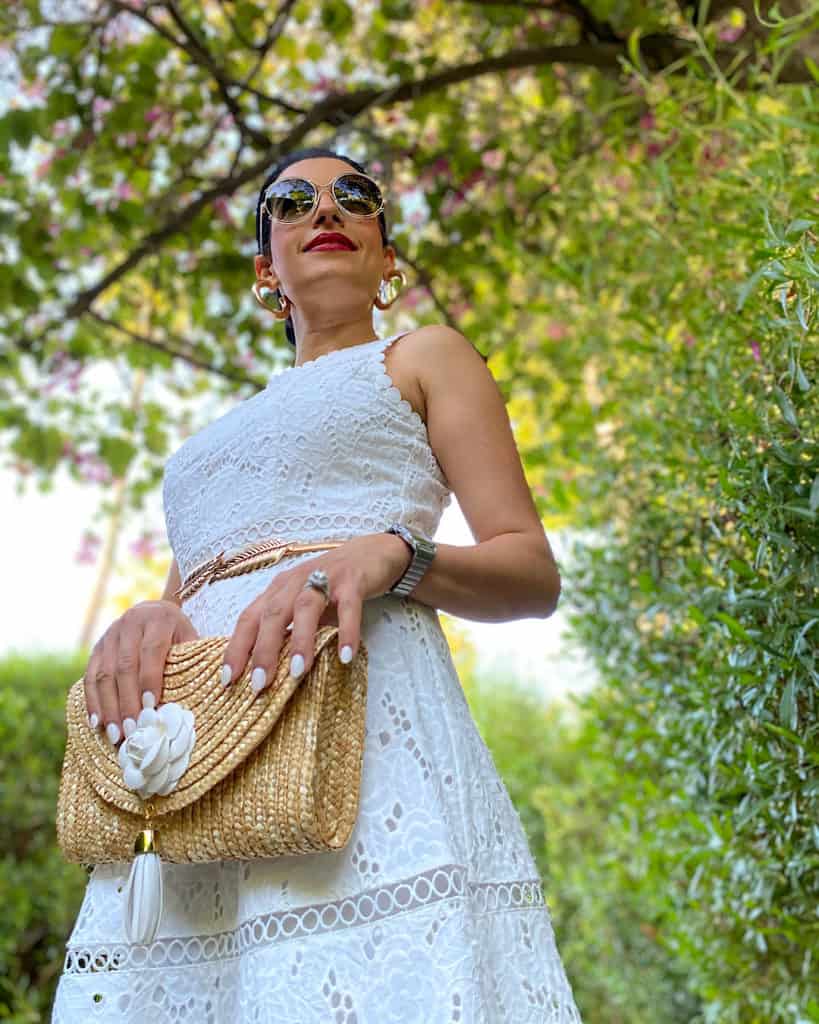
[221, 664, 232, 686]
[106, 722, 121, 745]
[289, 653, 305, 679]
[141, 690, 156, 710]
[340, 645, 353, 664]
[250, 666, 267, 693]
[123, 717, 137, 738]
[89, 712, 100, 730]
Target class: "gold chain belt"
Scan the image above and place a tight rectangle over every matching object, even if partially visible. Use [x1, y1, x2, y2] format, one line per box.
[175, 537, 348, 604]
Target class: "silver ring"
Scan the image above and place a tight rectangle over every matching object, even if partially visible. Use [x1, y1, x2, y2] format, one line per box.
[302, 568, 330, 602]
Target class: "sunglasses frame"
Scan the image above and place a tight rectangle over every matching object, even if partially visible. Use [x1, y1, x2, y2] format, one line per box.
[262, 171, 386, 227]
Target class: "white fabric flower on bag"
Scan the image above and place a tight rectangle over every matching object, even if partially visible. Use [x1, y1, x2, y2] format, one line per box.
[117, 702, 196, 799]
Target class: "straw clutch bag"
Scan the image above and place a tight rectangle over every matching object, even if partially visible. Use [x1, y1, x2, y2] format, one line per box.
[56, 626, 368, 944]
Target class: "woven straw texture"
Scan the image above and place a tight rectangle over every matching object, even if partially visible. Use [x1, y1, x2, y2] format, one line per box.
[56, 625, 368, 864]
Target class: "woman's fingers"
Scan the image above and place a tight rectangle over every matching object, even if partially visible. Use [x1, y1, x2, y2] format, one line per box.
[83, 641, 104, 732]
[220, 601, 270, 691]
[334, 584, 361, 667]
[136, 624, 175, 725]
[220, 566, 363, 697]
[96, 628, 123, 745]
[284, 585, 331, 683]
[82, 604, 199, 743]
[113, 613, 144, 741]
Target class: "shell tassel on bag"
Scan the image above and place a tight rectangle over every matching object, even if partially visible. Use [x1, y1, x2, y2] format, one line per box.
[119, 700, 196, 943]
[55, 629, 369, 947]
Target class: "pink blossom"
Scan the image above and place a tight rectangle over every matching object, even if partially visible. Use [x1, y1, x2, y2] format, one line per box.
[370, 160, 383, 173]
[43, 354, 84, 394]
[718, 24, 744, 42]
[92, 96, 114, 119]
[238, 350, 256, 369]
[35, 156, 54, 180]
[481, 149, 504, 170]
[402, 287, 424, 310]
[684, 333, 696, 348]
[115, 181, 137, 201]
[546, 321, 569, 341]
[440, 193, 464, 217]
[47, 222, 60, 238]
[213, 196, 235, 226]
[145, 106, 164, 123]
[72, 451, 111, 483]
[75, 530, 102, 565]
[81, 461, 112, 483]
[311, 74, 339, 95]
[639, 110, 656, 133]
[749, 339, 761, 362]
[129, 534, 157, 560]
[25, 79, 46, 100]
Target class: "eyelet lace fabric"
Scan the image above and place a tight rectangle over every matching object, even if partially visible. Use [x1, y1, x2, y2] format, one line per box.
[51, 332, 583, 1023]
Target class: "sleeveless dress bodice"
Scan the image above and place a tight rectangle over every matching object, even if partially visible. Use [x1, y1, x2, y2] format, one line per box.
[51, 330, 583, 1023]
[163, 332, 451, 584]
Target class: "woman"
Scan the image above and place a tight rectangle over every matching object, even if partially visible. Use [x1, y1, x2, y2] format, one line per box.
[52, 146, 583, 1022]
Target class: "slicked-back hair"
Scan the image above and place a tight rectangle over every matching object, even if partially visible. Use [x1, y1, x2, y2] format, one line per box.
[254, 147, 390, 347]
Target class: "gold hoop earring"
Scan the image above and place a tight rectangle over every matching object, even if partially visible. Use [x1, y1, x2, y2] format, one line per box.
[373, 269, 406, 311]
[252, 281, 292, 320]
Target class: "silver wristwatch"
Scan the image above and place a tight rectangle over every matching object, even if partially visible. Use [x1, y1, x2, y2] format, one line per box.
[385, 523, 437, 596]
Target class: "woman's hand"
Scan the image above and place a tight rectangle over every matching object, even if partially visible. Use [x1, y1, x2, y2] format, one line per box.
[83, 600, 200, 746]
[220, 532, 412, 694]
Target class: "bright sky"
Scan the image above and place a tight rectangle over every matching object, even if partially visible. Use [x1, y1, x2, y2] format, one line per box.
[0, 466, 597, 704]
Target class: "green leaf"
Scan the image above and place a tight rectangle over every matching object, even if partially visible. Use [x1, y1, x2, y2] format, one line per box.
[772, 386, 798, 428]
[778, 672, 797, 730]
[321, 0, 354, 37]
[98, 436, 137, 476]
[714, 612, 753, 643]
[804, 55, 819, 84]
[810, 473, 819, 513]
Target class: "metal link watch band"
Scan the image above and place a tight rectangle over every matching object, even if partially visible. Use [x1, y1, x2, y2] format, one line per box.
[385, 523, 437, 596]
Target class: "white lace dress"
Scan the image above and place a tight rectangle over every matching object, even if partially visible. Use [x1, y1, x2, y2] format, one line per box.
[51, 331, 583, 1023]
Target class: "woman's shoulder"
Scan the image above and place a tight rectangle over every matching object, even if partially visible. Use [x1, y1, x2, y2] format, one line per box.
[383, 324, 490, 426]
[388, 323, 484, 376]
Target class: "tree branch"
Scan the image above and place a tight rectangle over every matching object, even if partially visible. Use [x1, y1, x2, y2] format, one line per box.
[63, 36, 701, 322]
[86, 310, 269, 390]
[464, 0, 624, 42]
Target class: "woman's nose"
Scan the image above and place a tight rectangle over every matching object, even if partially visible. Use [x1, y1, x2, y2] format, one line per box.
[314, 184, 342, 219]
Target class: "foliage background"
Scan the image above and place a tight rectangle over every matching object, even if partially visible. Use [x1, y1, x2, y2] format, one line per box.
[2, 0, 818, 1021]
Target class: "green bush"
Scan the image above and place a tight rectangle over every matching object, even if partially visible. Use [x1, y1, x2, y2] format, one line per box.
[0, 650, 88, 1022]
[537, 52, 819, 1024]
[464, 669, 704, 1024]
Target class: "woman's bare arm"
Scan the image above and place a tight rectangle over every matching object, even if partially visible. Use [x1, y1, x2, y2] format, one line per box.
[161, 557, 183, 607]
[391, 324, 561, 623]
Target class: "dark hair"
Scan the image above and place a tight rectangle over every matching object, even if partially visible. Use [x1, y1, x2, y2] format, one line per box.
[254, 147, 390, 347]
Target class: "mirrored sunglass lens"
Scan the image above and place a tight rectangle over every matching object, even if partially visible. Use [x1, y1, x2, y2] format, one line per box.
[265, 179, 315, 221]
[334, 174, 382, 215]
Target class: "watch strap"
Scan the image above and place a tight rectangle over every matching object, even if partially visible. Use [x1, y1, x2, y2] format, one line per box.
[385, 524, 436, 596]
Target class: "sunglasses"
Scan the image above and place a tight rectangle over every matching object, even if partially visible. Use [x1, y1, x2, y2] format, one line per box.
[262, 172, 385, 225]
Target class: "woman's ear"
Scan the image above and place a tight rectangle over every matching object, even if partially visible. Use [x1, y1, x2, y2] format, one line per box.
[381, 244, 397, 278]
[253, 254, 280, 288]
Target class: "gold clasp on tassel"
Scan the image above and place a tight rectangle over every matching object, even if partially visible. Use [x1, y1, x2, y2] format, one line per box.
[134, 827, 158, 855]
